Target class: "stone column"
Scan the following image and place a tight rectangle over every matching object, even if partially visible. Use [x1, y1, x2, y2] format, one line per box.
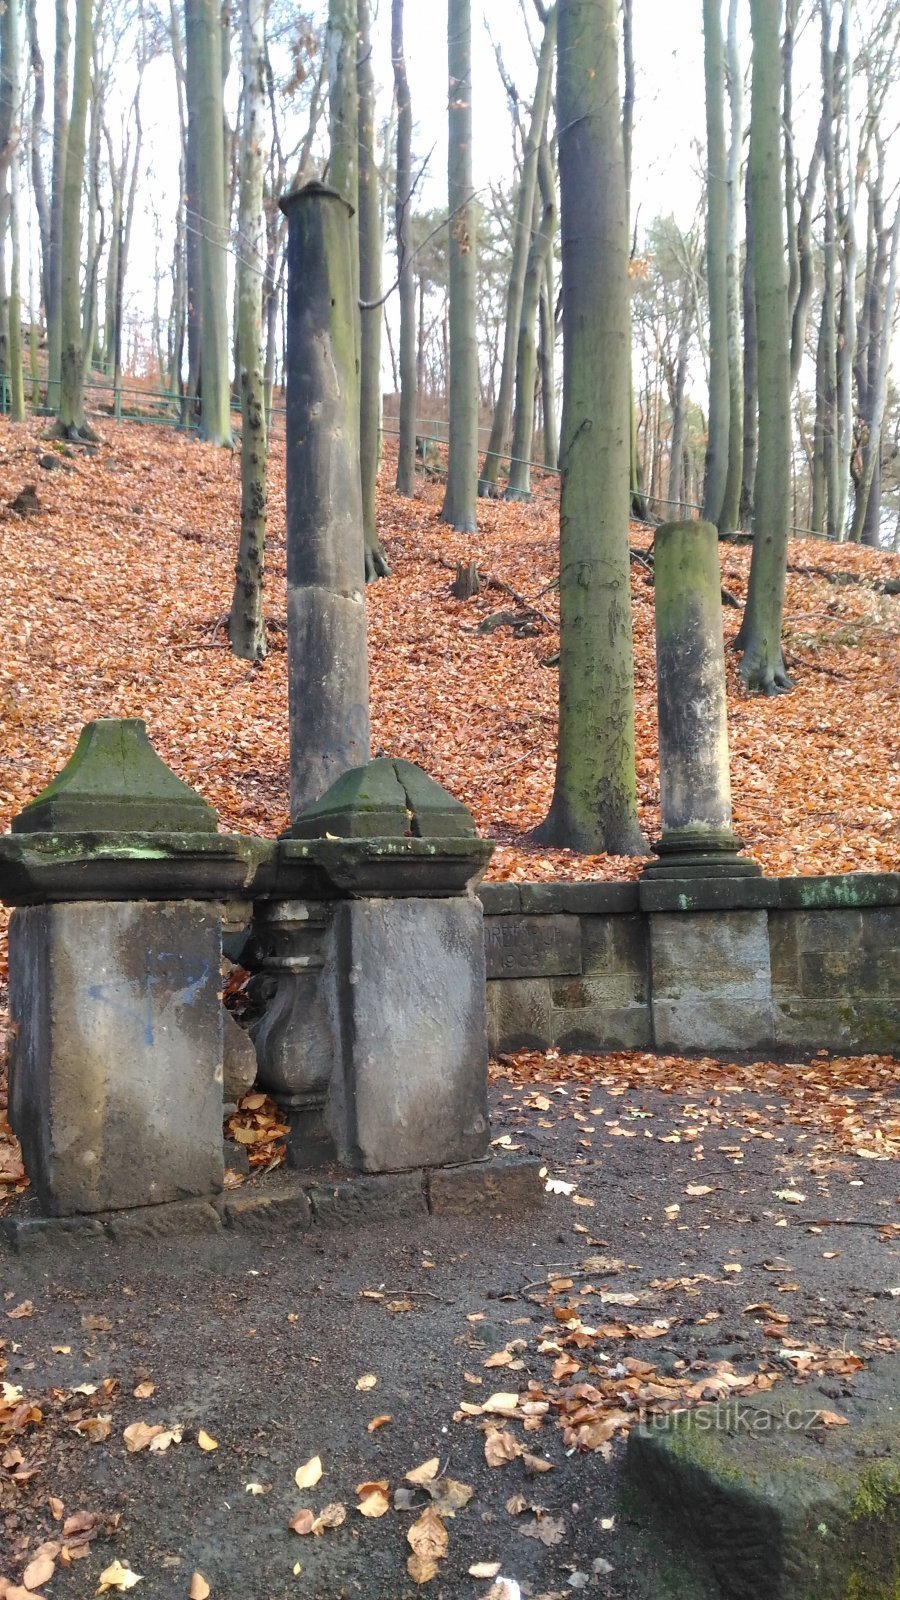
[645, 520, 759, 879]
[0, 719, 262, 1217]
[280, 181, 371, 822]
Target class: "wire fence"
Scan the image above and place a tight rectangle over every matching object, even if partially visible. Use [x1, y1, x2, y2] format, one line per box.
[0, 376, 855, 544]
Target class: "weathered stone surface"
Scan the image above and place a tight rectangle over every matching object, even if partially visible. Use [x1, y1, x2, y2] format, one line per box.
[773, 998, 898, 1053]
[324, 896, 490, 1171]
[579, 914, 649, 1000]
[307, 1171, 427, 1227]
[8, 900, 225, 1215]
[484, 913, 581, 980]
[246, 901, 333, 1098]
[486, 978, 552, 1053]
[2, 1213, 107, 1252]
[649, 911, 773, 1050]
[224, 1140, 250, 1175]
[223, 1008, 257, 1102]
[517, 881, 639, 915]
[427, 1156, 544, 1216]
[624, 1356, 900, 1600]
[639, 875, 777, 913]
[777, 871, 900, 909]
[550, 987, 652, 1051]
[105, 1200, 222, 1241]
[224, 1188, 313, 1232]
[12, 717, 218, 835]
[478, 883, 523, 915]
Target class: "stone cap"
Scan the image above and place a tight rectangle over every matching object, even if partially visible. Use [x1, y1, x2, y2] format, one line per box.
[292, 758, 478, 842]
[12, 719, 218, 835]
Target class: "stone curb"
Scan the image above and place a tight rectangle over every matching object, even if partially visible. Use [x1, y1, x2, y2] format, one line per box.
[1, 1156, 544, 1253]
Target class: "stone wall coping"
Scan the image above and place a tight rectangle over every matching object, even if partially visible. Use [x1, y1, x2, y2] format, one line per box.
[479, 871, 899, 916]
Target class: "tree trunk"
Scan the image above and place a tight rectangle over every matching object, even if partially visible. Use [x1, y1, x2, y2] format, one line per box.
[702, 0, 731, 529]
[736, 0, 793, 693]
[56, 0, 92, 437]
[819, 0, 839, 536]
[835, 0, 857, 539]
[25, 0, 50, 319]
[440, 0, 478, 533]
[739, 154, 758, 524]
[506, 140, 556, 499]
[720, 0, 743, 530]
[391, 0, 417, 496]
[539, 253, 558, 469]
[357, 0, 384, 569]
[535, 0, 645, 854]
[849, 197, 900, 545]
[184, 0, 232, 445]
[228, 0, 267, 661]
[0, 0, 24, 420]
[479, 2, 556, 496]
[47, 0, 69, 409]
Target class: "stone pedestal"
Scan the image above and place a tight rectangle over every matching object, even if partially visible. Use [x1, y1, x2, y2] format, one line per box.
[645, 520, 759, 881]
[9, 900, 224, 1215]
[0, 718, 264, 1219]
[325, 896, 490, 1172]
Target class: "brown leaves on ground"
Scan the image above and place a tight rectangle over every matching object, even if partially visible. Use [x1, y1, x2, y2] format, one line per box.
[492, 1049, 900, 1164]
[224, 1094, 289, 1169]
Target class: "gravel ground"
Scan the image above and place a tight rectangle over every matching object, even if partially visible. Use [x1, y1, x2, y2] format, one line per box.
[1, 1056, 898, 1600]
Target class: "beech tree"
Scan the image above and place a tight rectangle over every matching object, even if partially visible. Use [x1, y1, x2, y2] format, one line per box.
[184, 0, 232, 445]
[440, 0, 478, 534]
[228, 0, 267, 662]
[0, 0, 25, 420]
[56, 0, 93, 437]
[536, 0, 645, 854]
[735, 0, 793, 692]
[702, 0, 730, 530]
[391, 0, 417, 496]
[479, 0, 556, 498]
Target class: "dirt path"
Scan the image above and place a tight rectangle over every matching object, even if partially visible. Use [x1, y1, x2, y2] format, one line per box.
[1, 1055, 897, 1600]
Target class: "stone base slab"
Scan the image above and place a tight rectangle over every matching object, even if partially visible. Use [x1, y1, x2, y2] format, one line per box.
[1, 1157, 544, 1252]
[623, 1355, 900, 1600]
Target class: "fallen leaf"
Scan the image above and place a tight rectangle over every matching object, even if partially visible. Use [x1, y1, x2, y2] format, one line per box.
[407, 1505, 448, 1566]
[482, 1392, 520, 1416]
[123, 1422, 164, 1453]
[469, 1562, 502, 1579]
[355, 1374, 378, 1392]
[816, 1410, 849, 1427]
[405, 1457, 440, 1486]
[132, 1382, 154, 1400]
[311, 1503, 346, 1534]
[685, 1185, 714, 1196]
[197, 1430, 218, 1452]
[74, 1416, 113, 1443]
[356, 1482, 390, 1518]
[518, 1513, 565, 1546]
[149, 1426, 182, 1453]
[22, 1552, 55, 1590]
[774, 1189, 807, 1204]
[81, 1315, 113, 1333]
[426, 1477, 474, 1517]
[406, 1553, 438, 1585]
[188, 1577, 210, 1600]
[294, 1456, 323, 1490]
[244, 1482, 269, 1496]
[6, 1302, 34, 1320]
[522, 1453, 554, 1474]
[367, 1414, 391, 1433]
[97, 1560, 142, 1593]
[288, 1510, 315, 1536]
[51, 1345, 72, 1355]
[485, 1429, 523, 1467]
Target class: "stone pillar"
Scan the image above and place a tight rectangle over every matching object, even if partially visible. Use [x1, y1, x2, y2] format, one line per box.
[0, 719, 262, 1217]
[247, 757, 496, 1174]
[644, 520, 759, 879]
[280, 181, 371, 822]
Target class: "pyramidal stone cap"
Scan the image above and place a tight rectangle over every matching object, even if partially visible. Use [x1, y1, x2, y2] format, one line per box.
[292, 757, 478, 841]
[12, 718, 218, 835]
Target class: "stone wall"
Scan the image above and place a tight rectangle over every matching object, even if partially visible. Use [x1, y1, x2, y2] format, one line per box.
[480, 874, 899, 1056]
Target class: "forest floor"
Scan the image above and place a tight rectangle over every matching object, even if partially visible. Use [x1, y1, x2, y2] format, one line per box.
[0, 418, 897, 1598]
[0, 416, 897, 888]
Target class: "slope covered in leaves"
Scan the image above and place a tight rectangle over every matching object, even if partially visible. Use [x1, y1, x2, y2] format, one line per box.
[0, 415, 896, 893]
